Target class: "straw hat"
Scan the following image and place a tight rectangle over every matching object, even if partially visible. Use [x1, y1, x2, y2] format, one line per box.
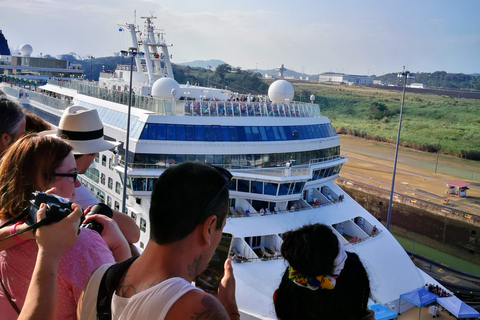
[41, 106, 119, 155]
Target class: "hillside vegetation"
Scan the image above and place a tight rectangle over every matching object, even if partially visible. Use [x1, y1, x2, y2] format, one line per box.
[291, 83, 480, 160]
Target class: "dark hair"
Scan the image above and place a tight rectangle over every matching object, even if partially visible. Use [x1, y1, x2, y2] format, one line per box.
[0, 96, 24, 135]
[149, 162, 229, 244]
[0, 133, 73, 220]
[275, 224, 371, 320]
[25, 111, 51, 133]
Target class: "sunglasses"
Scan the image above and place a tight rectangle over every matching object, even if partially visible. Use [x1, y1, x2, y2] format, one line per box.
[52, 170, 78, 183]
[202, 166, 233, 215]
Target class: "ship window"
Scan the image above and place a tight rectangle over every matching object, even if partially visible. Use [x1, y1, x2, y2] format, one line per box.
[156, 124, 166, 140]
[166, 124, 175, 140]
[194, 125, 204, 141]
[251, 126, 261, 141]
[295, 126, 305, 139]
[101, 173, 106, 185]
[140, 218, 146, 232]
[115, 182, 121, 194]
[148, 123, 156, 139]
[136, 197, 141, 205]
[312, 169, 320, 180]
[107, 196, 112, 208]
[195, 154, 205, 163]
[108, 177, 113, 189]
[176, 125, 185, 140]
[94, 154, 99, 163]
[272, 126, 281, 140]
[140, 124, 148, 139]
[236, 127, 246, 141]
[238, 179, 250, 193]
[221, 126, 230, 141]
[278, 183, 290, 196]
[131, 212, 137, 222]
[132, 178, 146, 191]
[166, 155, 176, 165]
[264, 126, 274, 141]
[102, 155, 107, 166]
[114, 201, 120, 211]
[213, 155, 222, 165]
[109, 158, 113, 170]
[204, 154, 213, 164]
[147, 178, 156, 191]
[244, 127, 253, 141]
[176, 154, 185, 163]
[212, 126, 222, 141]
[185, 125, 195, 141]
[264, 182, 278, 196]
[251, 181, 263, 194]
[293, 182, 305, 194]
[203, 126, 213, 141]
[229, 179, 237, 191]
[227, 126, 237, 141]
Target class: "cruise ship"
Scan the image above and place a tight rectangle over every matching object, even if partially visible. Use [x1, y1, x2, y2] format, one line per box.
[1, 15, 445, 319]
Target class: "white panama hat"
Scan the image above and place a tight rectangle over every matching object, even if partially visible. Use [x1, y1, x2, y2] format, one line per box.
[41, 106, 119, 155]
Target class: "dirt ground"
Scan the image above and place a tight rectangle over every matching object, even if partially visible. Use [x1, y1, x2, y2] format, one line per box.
[338, 135, 480, 216]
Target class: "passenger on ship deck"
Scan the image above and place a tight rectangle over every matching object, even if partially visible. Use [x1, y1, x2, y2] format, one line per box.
[78, 162, 239, 320]
[273, 223, 374, 320]
[40, 106, 140, 247]
[0, 134, 127, 320]
[0, 96, 25, 156]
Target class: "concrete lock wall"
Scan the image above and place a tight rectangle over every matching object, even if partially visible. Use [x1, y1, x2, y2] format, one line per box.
[336, 177, 480, 265]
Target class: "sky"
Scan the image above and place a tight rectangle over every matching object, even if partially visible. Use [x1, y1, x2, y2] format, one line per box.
[1, 0, 479, 76]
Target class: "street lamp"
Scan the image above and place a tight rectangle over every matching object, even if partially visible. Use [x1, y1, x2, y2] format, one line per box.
[386, 66, 414, 230]
[119, 47, 143, 213]
[88, 55, 94, 81]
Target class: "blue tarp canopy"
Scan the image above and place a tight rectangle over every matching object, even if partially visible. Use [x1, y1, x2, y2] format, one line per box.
[369, 303, 398, 320]
[437, 296, 480, 319]
[400, 287, 438, 307]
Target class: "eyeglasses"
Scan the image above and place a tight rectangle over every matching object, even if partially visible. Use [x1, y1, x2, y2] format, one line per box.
[52, 170, 78, 183]
[202, 166, 233, 215]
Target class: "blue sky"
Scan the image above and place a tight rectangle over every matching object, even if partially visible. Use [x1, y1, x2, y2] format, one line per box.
[1, 0, 479, 76]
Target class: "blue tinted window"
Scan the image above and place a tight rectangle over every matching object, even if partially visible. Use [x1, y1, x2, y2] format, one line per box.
[278, 126, 287, 140]
[204, 126, 213, 141]
[283, 126, 293, 140]
[195, 125, 204, 141]
[329, 124, 337, 136]
[148, 124, 156, 139]
[251, 181, 263, 194]
[264, 182, 278, 196]
[229, 126, 238, 141]
[212, 126, 222, 141]
[251, 126, 261, 141]
[221, 126, 230, 141]
[295, 126, 305, 139]
[278, 183, 290, 196]
[262, 127, 276, 141]
[238, 179, 249, 192]
[271, 126, 281, 140]
[156, 124, 166, 140]
[140, 124, 148, 139]
[176, 125, 185, 140]
[312, 125, 321, 138]
[166, 124, 175, 140]
[185, 125, 195, 141]
[313, 169, 320, 180]
[320, 125, 327, 137]
[236, 127, 246, 141]
[244, 127, 253, 141]
[293, 182, 305, 194]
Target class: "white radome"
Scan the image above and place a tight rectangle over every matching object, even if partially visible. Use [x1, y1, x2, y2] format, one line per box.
[268, 80, 294, 103]
[151, 77, 181, 99]
[20, 44, 33, 57]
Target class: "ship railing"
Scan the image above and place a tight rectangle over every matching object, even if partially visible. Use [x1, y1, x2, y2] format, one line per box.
[183, 100, 321, 118]
[44, 79, 322, 118]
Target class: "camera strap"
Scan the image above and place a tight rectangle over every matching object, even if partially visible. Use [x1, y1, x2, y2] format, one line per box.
[0, 207, 57, 242]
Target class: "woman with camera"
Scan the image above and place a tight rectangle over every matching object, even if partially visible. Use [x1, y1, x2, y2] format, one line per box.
[0, 133, 127, 320]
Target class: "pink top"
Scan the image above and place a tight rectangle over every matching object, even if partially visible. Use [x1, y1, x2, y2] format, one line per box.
[0, 228, 114, 320]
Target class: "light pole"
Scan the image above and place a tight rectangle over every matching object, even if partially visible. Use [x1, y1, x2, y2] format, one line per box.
[386, 67, 414, 230]
[120, 47, 139, 213]
[88, 55, 94, 81]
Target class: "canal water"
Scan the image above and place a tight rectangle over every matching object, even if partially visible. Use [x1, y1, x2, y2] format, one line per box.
[394, 235, 480, 276]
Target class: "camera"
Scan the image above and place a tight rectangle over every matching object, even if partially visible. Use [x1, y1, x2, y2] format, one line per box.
[25, 191, 74, 226]
[80, 203, 113, 234]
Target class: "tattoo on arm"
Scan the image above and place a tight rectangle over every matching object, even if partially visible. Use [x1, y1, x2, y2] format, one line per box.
[190, 295, 227, 320]
[187, 255, 203, 279]
[118, 274, 137, 297]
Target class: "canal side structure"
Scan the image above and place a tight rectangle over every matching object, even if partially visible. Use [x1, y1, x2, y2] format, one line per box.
[336, 177, 480, 265]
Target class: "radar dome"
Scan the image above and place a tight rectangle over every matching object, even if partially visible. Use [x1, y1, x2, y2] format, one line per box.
[151, 77, 180, 99]
[268, 80, 294, 103]
[20, 44, 33, 57]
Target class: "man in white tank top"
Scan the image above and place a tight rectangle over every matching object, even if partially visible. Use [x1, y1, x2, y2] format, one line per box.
[79, 162, 239, 320]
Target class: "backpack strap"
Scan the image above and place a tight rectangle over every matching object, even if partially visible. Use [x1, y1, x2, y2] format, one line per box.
[96, 256, 138, 320]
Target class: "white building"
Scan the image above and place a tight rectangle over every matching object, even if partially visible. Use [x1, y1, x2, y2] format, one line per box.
[319, 73, 374, 85]
[407, 83, 426, 89]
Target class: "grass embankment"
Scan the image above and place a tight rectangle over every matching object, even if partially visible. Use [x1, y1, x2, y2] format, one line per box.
[291, 83, 480, 160]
